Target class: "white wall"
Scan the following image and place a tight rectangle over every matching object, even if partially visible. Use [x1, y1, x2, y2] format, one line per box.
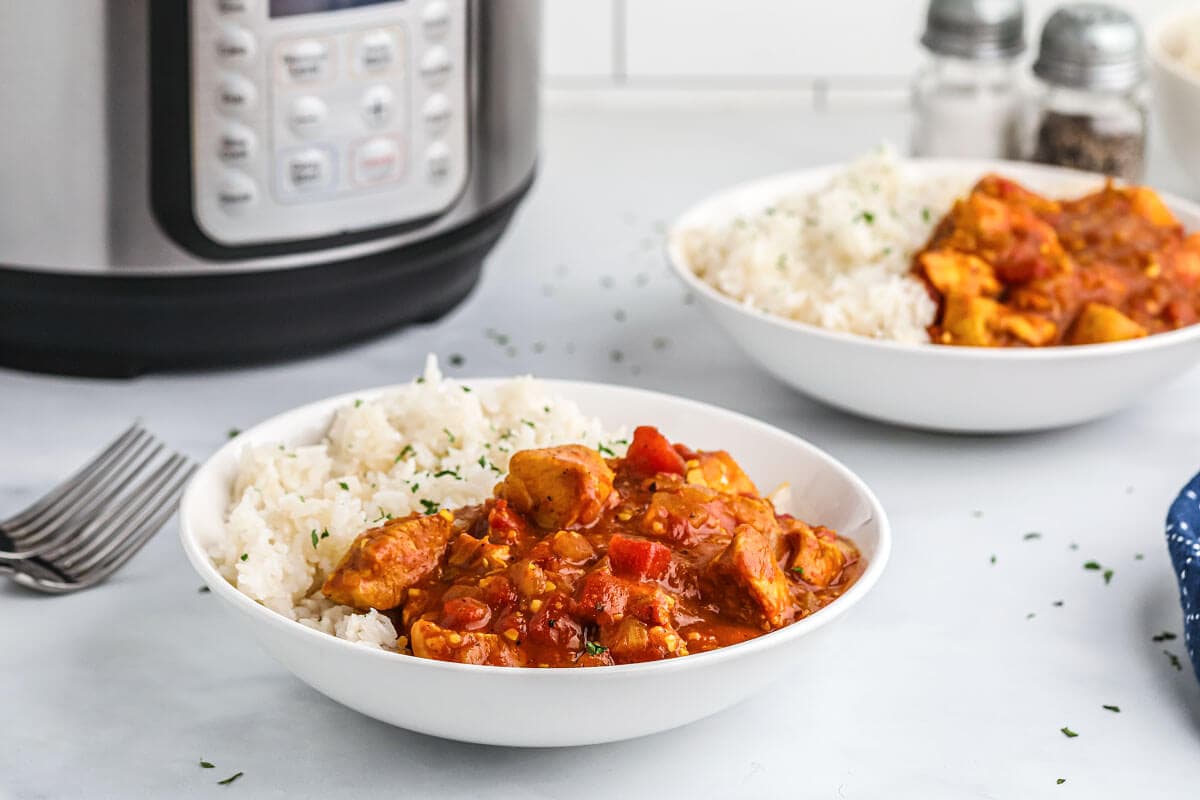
[545, 0, 1187, 92]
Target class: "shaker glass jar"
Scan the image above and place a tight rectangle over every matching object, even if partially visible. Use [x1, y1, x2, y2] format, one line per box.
[912, 0, 1026, 159]
[1029, 4, 1148, 181]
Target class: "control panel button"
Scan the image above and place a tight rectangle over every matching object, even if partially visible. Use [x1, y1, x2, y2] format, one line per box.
[422, 93, 451, 134]
[356, 29, 400, 74]
[419, 46, 452, 85]
[281, 147, 335, 193]
[216, 0, 252, 14]
[354, 137, 404, 184]
[361, 85, 396, 128]
[425, 141, 451, 181]
[422, 2, 451, 38]
[218, 123, 257, 164]
[215, 25, 256, 65]
[216, 74, 257, 116]
[278, 39, 332, 83]
[288, 95, 328, 137]
[216, 172, 258, 214]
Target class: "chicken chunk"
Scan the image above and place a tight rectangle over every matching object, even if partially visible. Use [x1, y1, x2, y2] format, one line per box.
[322, 513, 453, 610]
[1067, 302, 1147, 345]
[496, 445, 615, 530]
[409, 619, 527, 666]
[702, 523, 793, 630]
[782, 518, 852, 588]
[919, 251, 1002, 298]
[684, 451, 759, 495]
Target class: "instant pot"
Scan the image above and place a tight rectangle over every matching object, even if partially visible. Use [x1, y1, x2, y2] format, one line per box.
[0, 0, 540, 376]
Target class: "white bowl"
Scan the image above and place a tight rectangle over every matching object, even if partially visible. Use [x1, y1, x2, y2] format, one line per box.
[668, 159, 1200, 433]
[1150, 8, 1200, 190]
[179, 380, 890, 747]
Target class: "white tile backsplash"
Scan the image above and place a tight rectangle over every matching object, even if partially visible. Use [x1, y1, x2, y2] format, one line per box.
[543, 0, 1186, 91]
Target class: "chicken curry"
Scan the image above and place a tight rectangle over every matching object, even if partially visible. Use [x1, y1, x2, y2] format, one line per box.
[916, 175, 1200, 347]
[322, 426, 863, 667]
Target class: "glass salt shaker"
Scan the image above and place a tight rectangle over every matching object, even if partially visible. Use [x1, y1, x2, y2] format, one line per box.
[1030, 4, 1148, 182]
[912, 0, 1026, 159]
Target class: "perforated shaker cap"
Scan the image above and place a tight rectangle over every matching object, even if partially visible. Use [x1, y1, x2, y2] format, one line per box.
[1033, 3, 1145, 91]
[921, 0, 1026, 60]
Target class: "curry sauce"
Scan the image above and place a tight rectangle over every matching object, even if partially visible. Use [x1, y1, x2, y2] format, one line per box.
[321, 426, 863, 667]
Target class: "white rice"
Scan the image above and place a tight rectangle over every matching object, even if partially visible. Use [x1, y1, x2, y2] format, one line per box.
[677, 146, 965, 344]
[210, 355, 624, 650]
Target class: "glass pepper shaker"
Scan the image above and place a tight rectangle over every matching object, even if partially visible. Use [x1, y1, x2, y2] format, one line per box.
[912, 0, 1026, 159]
[1030, 4, 1148, 181]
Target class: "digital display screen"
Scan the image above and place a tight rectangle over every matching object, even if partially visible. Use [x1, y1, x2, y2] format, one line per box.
[270, 0, 401, 17]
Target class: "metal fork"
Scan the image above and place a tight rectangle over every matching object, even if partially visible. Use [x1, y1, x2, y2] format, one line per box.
[0, 425, 195, 594]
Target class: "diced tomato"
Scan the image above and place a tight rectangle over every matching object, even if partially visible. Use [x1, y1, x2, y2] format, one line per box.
[478, 575, 517, 607]
[526, 595, 582, 649]
[608, 534, 671, 580]
[487, 499, 526, 543]
[576, 571, 672, 626]
[624, 426, 686, 477]
[440, 596, 492, 630]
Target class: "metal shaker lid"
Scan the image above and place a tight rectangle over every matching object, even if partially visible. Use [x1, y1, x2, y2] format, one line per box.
[1033, 4, 1144, 91]
[920, 0, 1026, 60]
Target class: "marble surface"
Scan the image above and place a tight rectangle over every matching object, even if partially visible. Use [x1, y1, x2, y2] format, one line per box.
[3, 101, 1200, 799]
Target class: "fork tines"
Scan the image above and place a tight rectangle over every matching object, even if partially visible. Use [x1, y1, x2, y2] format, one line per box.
[0, 424, 195, 593]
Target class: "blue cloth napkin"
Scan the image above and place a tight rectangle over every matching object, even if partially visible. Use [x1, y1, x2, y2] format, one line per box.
[1167, 472, 1200, 684]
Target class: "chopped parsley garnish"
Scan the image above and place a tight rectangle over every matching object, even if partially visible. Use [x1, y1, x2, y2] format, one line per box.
[1052, 600, 1064, 607]
[1060, 726, 1078, 738]
[1026, 613, 1036, 620]
[521, 419, 536, 429]
[410, 482, 420, 493]
[1102, 704, 1120, 713]
[239, 553, 248, 562]
[1134, 553, 1144, 560]
[217, 772, 243, 786]
[1083, 561, 1101, 570]
[198, 586, 211, 593]
[311, 530, 319, 548]
[478, 455, 487, 469]
[338, 481, 349, 491]
[597, 443, 616, 457]
[1152, 631, 1177, 642]
[434, 469, 462, 480]
[1023, 532, 1042, 540]
[584, 641, 608, 656]
[448, 353, 464, 367]
[791, 566, 805, 575]
[989, 554, 996, 565]
[395, 444, 414, 462]
[921, 207, 932, 223]
[226, 428, 240, 439]
[857, 210, 876, 224]
[200, 760, 215, 769]
[354, 399, 363, 408]
[1057, 778, 1066, 785]
[443, 428, 456, 444]
[462, 386, 472, 393]
[1164, 650, 1183, 671]
[420, 499, 440, 515]
[547, 619, 557, 628]
[543, 405, 551, 413]
[373, 508, 392, 523]
[1103, 569, 1114, 585]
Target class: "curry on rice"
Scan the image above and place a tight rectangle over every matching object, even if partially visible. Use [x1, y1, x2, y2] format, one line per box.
[916, 174, 1200, 347]
[322, 426, 863, 667]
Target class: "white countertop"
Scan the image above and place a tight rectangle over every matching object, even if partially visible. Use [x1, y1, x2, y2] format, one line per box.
[3, 100, 1200, 799]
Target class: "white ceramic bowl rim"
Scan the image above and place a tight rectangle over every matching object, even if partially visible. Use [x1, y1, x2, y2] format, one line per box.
[668, 157, 1200, 360]
[179, 379, 892, 679]
[1149, 7, 1200, 86]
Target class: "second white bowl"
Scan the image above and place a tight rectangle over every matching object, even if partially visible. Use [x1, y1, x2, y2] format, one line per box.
[669, 160, 1200, 433]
